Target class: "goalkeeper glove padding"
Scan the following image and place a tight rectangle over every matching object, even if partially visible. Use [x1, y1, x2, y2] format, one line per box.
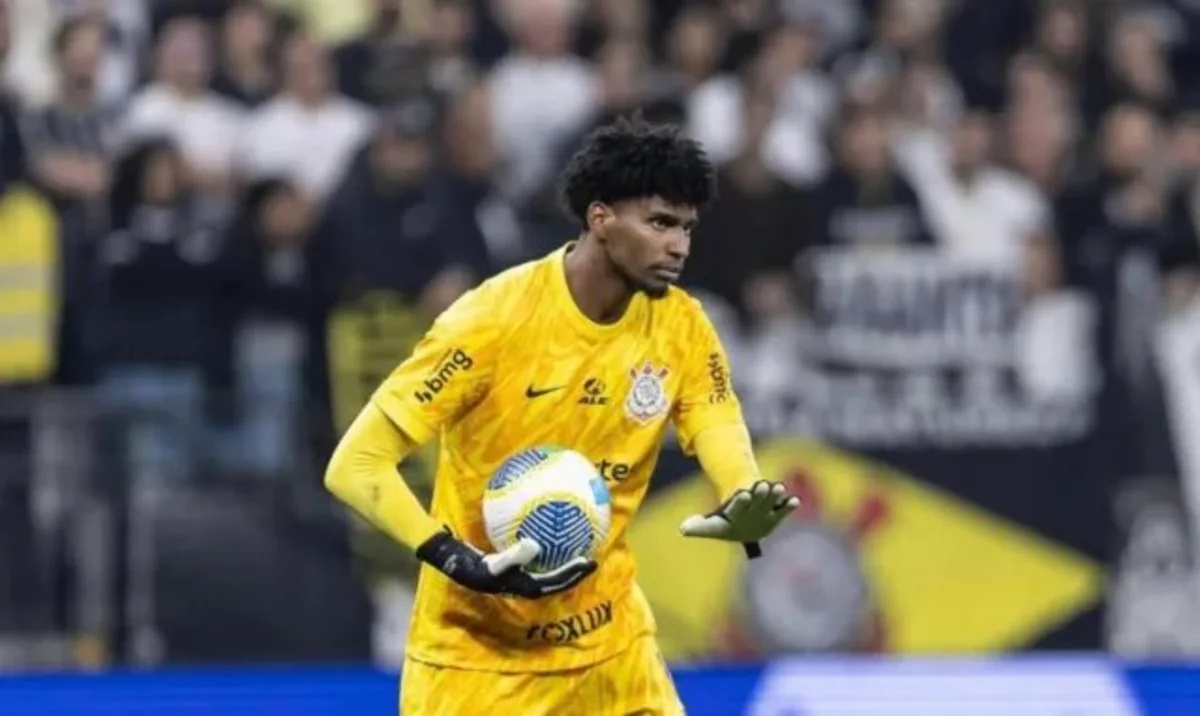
[678, 479, 800, 558]
[416, 529, 596, 598]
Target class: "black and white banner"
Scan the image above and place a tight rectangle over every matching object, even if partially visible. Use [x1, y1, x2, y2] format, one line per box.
[741, 249, 1097, 448]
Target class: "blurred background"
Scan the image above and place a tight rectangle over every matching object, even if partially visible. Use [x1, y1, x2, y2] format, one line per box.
[2, 0, 1200, 713]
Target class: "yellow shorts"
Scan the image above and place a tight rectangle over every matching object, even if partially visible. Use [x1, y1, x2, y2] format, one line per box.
[399, 635, 685, 716]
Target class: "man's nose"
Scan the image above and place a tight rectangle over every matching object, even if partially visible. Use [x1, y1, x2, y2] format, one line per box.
[667, 232, 690, 261]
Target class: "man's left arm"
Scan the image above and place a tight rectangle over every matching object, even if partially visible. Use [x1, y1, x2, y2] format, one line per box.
[671, 304, 799, 558]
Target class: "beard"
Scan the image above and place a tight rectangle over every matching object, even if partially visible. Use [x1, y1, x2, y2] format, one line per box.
[613, 260, 670, 299]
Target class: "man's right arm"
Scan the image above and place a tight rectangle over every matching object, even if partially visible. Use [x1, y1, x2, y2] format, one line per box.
[322, 286, 598, 597]
[323, 402, 441, 550]
[323, 287, 497, 549]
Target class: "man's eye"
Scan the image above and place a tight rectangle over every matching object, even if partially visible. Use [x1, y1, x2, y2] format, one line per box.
[650, 218, 669, 230]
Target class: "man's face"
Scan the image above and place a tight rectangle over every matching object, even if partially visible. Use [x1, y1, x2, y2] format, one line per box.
[158, 21, 211, 90]
[371, 133, 430, 185]
[284, 37, 331, 102]
[840, 115, 890, 177]
[591, 196, 696, 299]
[61, 23, 105, 89]
[1102, 105, 1158, 179]
[952, 112, 993, 172]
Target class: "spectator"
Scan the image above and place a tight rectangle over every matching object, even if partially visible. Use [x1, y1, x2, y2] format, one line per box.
[333, 0, 425, 107]
[420, 0, 478, 99]
[68, 0, 149, 105]
[211, 0, 279, 108]
[94, 138, 228, 482]
[4, 0, 147, 107]
[836, 0, 952, 110]
[1057, 103, 1167, 395]
[20, 16, 121, 384]
[122, 16, 245, 193]
[690, 25, 830, 187]
[439, 82, 523, 268]
[213, 178, 322, 476]
[715, 0, 777, 73]
[1032, 0, 1102, 122]
[686, 86, 812, 327]
[1103, 9, 1175, 118]
[1007, 50, 1077, 124]
[317, 96, 488, 316]
[811, 107, 932, 249]
[240, 32, 373, 202]
[894, 107, 1051, 268]
[1003, 96, 1077, 199]
[20, 17, 116, 210]
[576, 0, 649, 58]
[663, 5, 727, 97]
[488, 0, 597, 202]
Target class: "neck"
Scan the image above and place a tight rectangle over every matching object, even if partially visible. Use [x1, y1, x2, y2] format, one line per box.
[731, 154, 772, 192]
[952, 163, 980, 185]
[58, 82, 95, 109]
[167, 81, 203, 100]
[563, 238, 634, 324]
[225, 51, 268, 80]
[291, 91, 327, 110]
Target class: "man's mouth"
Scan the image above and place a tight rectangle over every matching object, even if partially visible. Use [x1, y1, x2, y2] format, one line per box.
[652, 265, 683, 281]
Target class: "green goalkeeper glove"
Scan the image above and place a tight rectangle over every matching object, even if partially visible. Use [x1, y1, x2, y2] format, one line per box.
[678, 480, 800, 558]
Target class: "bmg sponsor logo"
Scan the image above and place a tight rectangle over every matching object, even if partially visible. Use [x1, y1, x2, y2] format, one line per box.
[707, 352, 729, 404]
[413, 348, 473, 404]
[526, 601, 613, 644]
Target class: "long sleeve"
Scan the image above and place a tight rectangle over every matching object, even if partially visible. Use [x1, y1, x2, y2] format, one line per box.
[324, 402, 442, 550]
[692, 423, 761, 502]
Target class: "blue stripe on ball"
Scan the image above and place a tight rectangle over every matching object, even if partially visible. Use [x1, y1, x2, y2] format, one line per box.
[589, 477, 610, 507]
[517, 500, 594, 572]
[488, 448, 552, 491]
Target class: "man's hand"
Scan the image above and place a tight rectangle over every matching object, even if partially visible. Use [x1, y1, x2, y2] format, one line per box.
[679, 480, 800, 558]
[416, 530, 596, 598]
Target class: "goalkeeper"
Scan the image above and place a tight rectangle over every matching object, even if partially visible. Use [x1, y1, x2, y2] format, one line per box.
[324, 117, 798, 715]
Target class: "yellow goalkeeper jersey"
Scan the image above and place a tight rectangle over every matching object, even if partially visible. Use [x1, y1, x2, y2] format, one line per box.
[371, 244, 744, 673]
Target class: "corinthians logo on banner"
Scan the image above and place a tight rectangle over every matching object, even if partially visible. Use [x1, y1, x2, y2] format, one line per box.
[627, 440, 1106, 659]
[734, 469, 887, 654]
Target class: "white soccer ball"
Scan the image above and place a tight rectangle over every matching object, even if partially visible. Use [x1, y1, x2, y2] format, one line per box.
[483, 446, 612, 574]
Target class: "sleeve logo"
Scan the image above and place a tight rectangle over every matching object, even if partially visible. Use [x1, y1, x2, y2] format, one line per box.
[707, 352, 730, 404]
[413, 347, 473, 404]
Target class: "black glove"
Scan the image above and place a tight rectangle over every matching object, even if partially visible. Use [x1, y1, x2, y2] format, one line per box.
[416, 529, 597, 599]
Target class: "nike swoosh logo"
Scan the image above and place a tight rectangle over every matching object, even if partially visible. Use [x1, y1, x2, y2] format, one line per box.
[525, 385, 565, 399]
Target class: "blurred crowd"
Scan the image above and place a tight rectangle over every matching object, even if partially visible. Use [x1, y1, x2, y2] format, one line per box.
[0, 0, 1199, 481]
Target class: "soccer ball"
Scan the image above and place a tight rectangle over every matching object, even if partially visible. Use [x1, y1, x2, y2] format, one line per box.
[483, 446, 612, 574]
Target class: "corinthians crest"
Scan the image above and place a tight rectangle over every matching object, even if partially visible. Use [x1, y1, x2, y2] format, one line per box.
[625, 361, 670, 424]
[722, 468, 888, 655]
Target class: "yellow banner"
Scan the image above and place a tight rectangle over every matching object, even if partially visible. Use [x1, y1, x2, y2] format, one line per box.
[629, 439, 1105, 658]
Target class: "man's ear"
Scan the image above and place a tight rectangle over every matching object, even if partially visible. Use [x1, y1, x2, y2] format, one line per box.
[587, 202, 613, 238]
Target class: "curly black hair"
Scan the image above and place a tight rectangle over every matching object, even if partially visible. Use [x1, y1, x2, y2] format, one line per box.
[559, 116, 716, 226]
